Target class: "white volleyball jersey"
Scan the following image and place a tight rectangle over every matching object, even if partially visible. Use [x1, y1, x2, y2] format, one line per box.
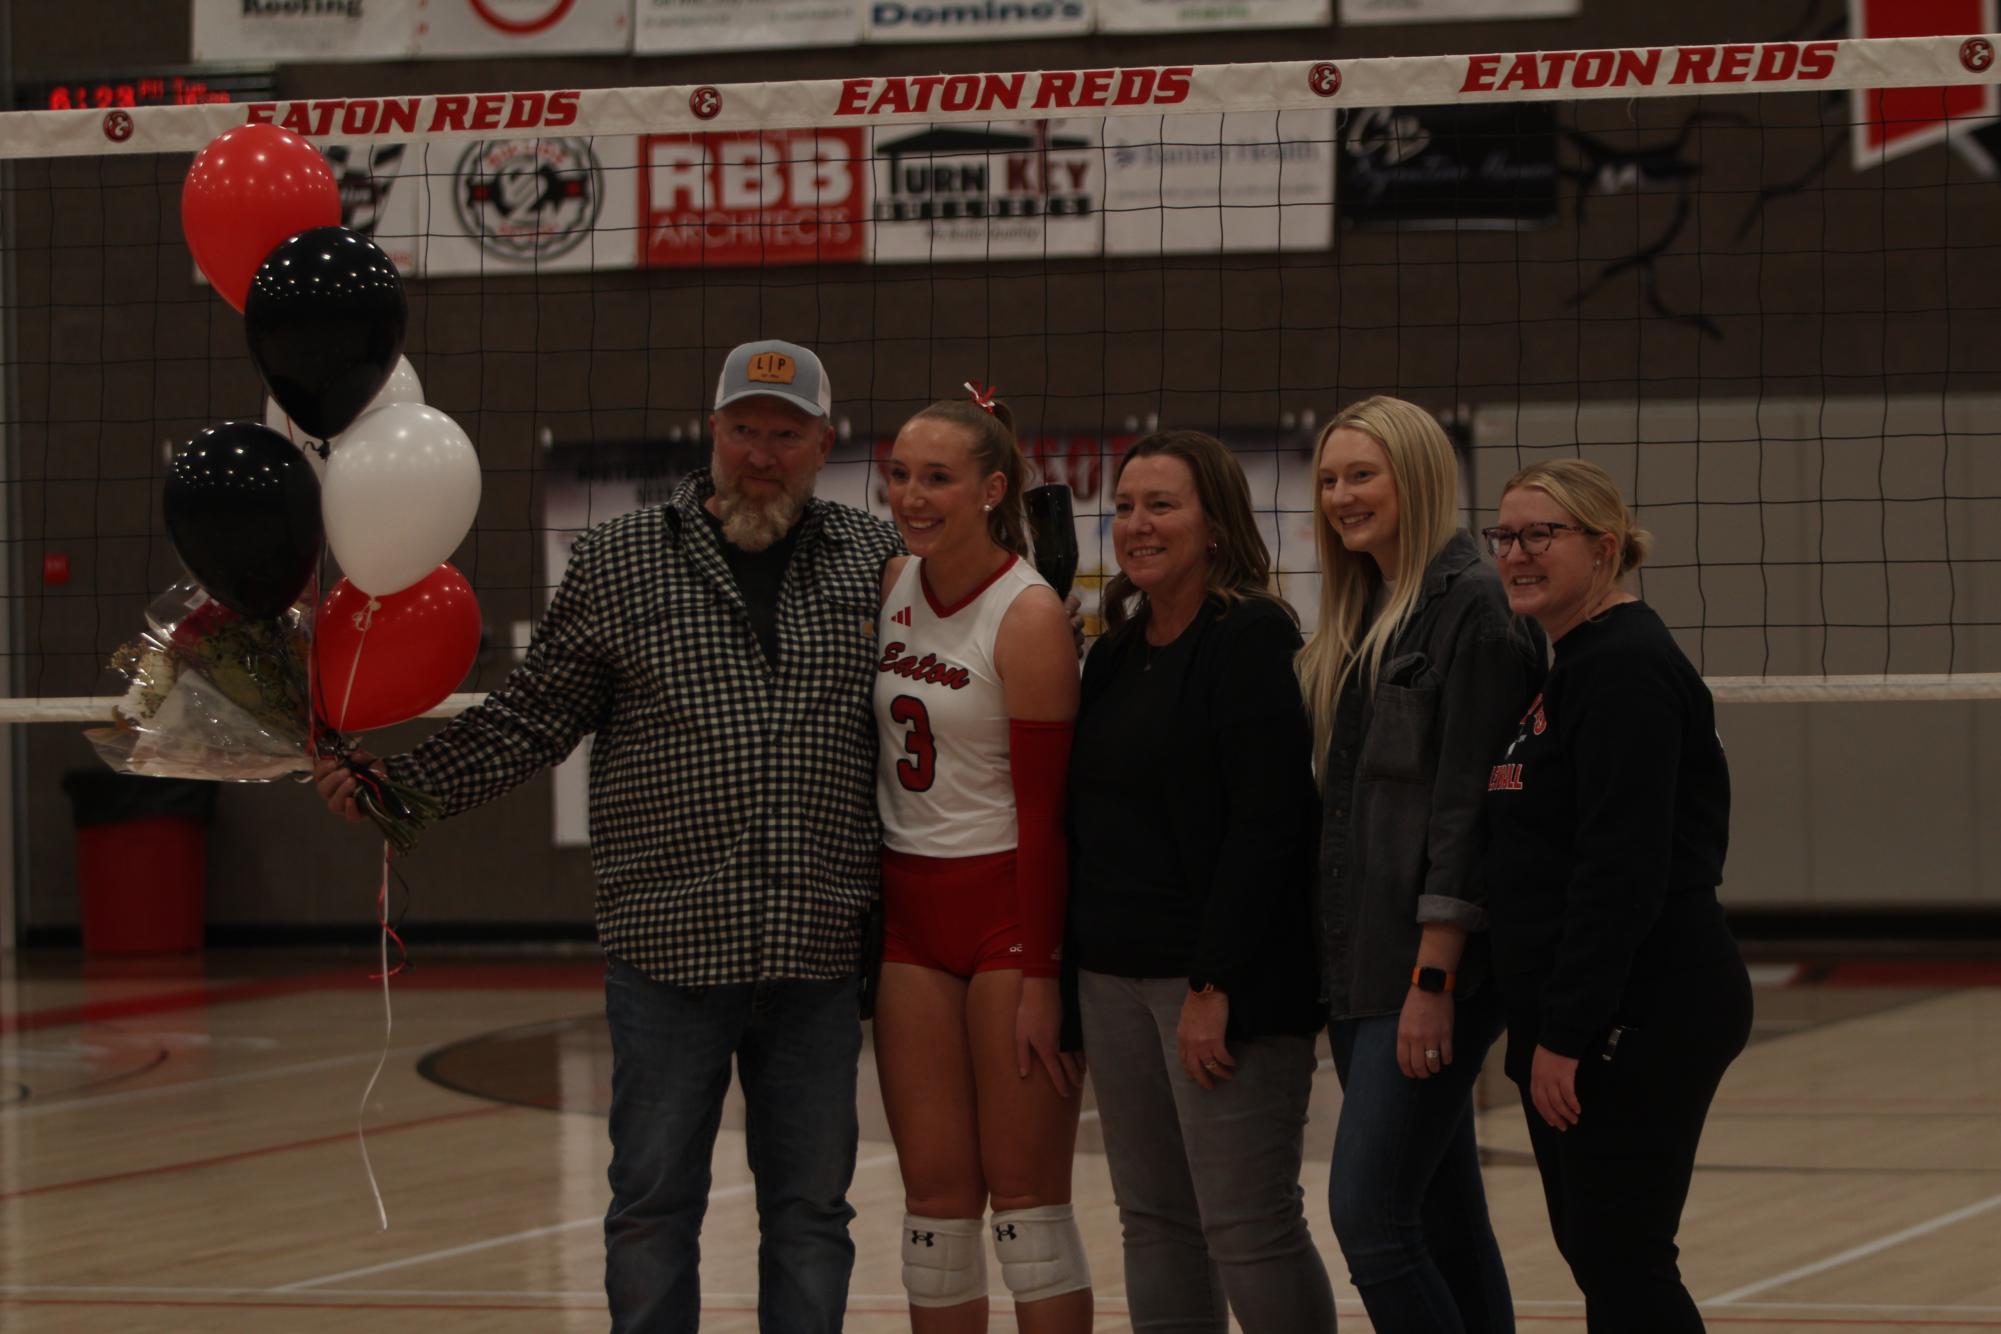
[875, 554, 1048, 856]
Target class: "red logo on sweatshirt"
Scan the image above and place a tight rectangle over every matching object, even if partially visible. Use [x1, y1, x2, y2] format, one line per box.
[1488, 763, 1524, 792]
[891, 605, 913, 627]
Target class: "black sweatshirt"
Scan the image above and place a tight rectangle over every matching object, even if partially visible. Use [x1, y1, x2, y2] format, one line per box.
[1065, 595, 1324, 1042]
[1482, 601, 1732, 1061]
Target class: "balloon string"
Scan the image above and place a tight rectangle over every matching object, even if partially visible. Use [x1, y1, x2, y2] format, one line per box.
[334, 598, 379, 733]
[357, 840, 398, 1232]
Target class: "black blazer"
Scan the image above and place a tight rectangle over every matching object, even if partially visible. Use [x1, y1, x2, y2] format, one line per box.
[1063, 594, 1325, 1048]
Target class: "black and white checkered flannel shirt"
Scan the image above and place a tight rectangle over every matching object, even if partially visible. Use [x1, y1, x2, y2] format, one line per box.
[388, 468, 903, 985]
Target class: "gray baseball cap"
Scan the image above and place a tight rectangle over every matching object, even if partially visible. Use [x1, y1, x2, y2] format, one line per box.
[713, 339, 832, 419]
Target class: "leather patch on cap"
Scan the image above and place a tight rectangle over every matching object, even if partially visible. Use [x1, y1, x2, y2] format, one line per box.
[748, 352, 797, 384]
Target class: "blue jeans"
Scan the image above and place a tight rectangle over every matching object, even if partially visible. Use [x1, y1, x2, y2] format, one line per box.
[603, 959, 862, 1334]
[1328, 990, 1514, 1334]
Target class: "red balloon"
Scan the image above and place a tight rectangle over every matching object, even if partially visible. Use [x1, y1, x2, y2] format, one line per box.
[314, 564, 482, 734]
[182, 124, 340, 313]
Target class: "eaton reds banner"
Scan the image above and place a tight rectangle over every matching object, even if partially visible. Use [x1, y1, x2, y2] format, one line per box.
[8, 37, 1997, 161]
[640, 130, 869, 266]
[1850, 0, 1999, 167]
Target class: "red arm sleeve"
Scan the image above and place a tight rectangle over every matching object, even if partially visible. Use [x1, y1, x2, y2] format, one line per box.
[1009, 718, 1074, 979]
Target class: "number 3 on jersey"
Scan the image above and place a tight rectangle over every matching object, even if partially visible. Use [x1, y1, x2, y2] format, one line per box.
[890, 695, 936, 791]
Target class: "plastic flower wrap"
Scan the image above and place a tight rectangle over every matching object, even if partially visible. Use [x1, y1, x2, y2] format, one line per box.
[88, 582, 443, 853]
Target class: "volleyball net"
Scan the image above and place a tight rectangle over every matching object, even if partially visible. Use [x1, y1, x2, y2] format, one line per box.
[3, 32, 2000, 721]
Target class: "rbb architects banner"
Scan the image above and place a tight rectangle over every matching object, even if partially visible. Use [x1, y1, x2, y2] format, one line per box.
[422, 134, 639, 276]
[1097, 0, 1325, 33]
[866, 0, 1091, 44]
[1339, 0, 1575, 23]
[323, 141, 428, 274]
[1338, 103, 1557, 228]
[634, 0, 863, 51]
[1102, 111, 1334, 254]
[641, 130, 869, 267]
[414, 0, 632, 55]
[870, 120, 1103, 262]
[192, 0, 416, 62]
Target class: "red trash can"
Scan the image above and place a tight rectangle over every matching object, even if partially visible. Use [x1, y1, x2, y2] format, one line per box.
[62, 772, 216, 954]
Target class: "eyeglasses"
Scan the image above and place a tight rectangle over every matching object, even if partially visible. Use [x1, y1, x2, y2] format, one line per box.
[1480, 522, 1594, 557]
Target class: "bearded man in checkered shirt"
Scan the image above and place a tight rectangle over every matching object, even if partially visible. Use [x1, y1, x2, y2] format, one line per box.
[316, 339, 902, 1334]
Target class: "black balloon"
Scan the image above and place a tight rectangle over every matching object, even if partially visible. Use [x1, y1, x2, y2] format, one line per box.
[1025, 483, 1079, 600]
[164, 421, 323, 619]
[244, 225, 407, 440]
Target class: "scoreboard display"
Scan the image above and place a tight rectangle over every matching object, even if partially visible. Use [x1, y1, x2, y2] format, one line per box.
[18, 67, 276, 112]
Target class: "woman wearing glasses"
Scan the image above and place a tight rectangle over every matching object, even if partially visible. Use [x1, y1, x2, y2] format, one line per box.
[1481, 460, 1752, 1333]
[1300, 396, 1541, 1333]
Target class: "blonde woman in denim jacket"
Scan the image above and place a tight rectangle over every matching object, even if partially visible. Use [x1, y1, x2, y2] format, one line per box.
[1299, 397, 1543, 1334]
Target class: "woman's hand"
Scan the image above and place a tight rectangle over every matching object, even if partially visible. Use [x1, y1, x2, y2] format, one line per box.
[1177, 989, 1234, 1090]
[1530, 1043, 1582, 1130]
[312, 751, 379, 822]
[1016, 977, 1082, 1096]
[1397, 987, 1455, 1079]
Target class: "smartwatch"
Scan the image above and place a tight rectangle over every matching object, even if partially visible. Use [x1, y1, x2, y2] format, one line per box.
[1411, 966, 1456, 995]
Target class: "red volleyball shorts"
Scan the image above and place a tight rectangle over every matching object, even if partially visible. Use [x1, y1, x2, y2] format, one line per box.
[880, 847, 1025, 979]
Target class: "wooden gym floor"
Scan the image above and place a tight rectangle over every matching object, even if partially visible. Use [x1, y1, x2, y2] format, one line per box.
[3, 948, 2000, 1332]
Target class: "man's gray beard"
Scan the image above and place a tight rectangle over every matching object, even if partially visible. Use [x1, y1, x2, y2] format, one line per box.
[714, 482, 809, 552]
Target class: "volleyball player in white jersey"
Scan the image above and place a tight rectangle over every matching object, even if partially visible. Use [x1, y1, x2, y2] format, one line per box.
[874, 386, 1091, 1334]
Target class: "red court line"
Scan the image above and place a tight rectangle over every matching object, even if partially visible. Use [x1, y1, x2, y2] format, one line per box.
[0, 976, 339, 1036]
[1520, 1319, 2001, 1329]
[0, 1297, 615, 1313]
[0, 1104, 508, 1202]
[0, 962, 604, 1035]
[1817, 961, 2001, 987]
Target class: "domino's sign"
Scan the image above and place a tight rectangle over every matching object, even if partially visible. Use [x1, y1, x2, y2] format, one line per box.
[867, 0, 1091, 43]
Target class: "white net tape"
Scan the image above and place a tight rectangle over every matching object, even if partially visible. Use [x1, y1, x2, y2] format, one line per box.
[0, 35, 1990, 159]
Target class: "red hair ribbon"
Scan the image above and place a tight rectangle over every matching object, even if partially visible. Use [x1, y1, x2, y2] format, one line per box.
[963, 381, 999, 414]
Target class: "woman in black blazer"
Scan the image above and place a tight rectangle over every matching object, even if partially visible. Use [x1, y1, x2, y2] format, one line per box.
[1066, 429, 1334, 1334]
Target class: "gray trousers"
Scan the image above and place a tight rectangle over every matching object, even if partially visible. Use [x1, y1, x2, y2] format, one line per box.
[1079, 970, 1336, 1334]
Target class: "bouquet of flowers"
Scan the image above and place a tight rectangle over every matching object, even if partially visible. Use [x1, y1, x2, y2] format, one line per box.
[88, 582, 443, 853]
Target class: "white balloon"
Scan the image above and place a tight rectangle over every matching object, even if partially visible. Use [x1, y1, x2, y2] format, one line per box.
[262, 357, 422, 483]
[323, 402, 482, 598]
[375, 355, 425, 411]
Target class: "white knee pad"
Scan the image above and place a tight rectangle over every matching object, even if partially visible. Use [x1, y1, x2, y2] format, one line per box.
[901, 1214, 987, 1308]
[991, 1204, 1091, 1303]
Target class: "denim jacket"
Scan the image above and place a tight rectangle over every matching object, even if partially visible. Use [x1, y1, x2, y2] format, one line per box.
[1317, 530, 1545, 1020]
